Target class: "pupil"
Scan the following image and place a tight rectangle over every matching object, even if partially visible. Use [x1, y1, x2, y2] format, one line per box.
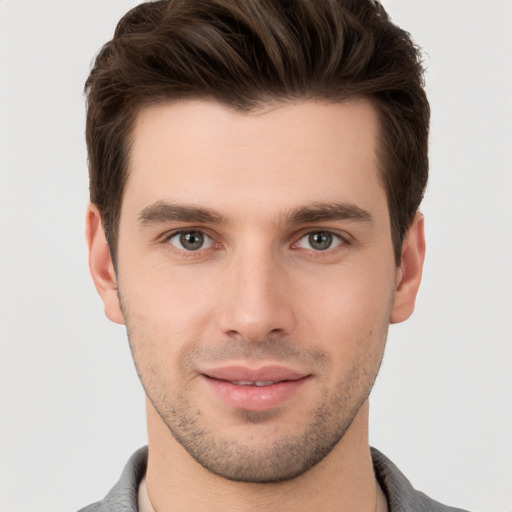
[309, 232, 332, 250]
[180, 231, 204, 250]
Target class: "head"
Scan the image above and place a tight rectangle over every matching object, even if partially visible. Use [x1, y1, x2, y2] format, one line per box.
[85, 0, 429, 267]
[85, 0, 428, 485]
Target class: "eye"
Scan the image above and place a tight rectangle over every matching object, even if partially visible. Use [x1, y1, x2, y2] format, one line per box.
[296, 231, 343, 251]
[168, 230, 214, 251]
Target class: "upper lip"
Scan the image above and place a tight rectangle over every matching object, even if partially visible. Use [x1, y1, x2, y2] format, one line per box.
[201, 365, 309, 383]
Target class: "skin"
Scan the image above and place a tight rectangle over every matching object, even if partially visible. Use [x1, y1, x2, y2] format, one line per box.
[87, 99, 425, 512]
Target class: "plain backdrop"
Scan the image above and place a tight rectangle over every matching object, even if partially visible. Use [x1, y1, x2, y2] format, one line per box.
[0, 1, 511, 511]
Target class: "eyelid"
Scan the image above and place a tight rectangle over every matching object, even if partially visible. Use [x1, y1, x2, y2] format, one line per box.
[165, 228, 217, 252]
[292, 229, 350, 251]
[160, 226, 215, 241]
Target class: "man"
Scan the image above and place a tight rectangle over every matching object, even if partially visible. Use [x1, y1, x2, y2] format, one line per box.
[80, 0, 469, 510]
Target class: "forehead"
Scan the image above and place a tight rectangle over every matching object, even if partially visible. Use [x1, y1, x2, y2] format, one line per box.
[124, 99, 386, 223]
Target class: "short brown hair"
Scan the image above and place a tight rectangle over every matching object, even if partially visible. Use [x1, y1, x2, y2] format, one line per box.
[85, 0, 429, 265]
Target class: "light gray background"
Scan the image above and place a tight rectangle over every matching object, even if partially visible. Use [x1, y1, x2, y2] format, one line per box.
[0, 1, 511, 511]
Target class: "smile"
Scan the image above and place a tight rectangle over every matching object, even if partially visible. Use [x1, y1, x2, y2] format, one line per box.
[200, 366, 311, 411]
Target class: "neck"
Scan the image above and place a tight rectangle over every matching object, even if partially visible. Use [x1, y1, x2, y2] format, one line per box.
[144, 399, 379, 512]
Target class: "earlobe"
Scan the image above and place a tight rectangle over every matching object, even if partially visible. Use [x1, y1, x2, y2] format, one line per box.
[390, 212, 426, 324]
[86, 204, 125, 325]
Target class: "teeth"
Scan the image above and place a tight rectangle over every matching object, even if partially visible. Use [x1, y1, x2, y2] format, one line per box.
[231, 380, 276, 386]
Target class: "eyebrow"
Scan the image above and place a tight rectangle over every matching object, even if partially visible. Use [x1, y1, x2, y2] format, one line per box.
[138, 201, 225, 226]
[285, 202, 373, 225]
[137, 201, 373, 227]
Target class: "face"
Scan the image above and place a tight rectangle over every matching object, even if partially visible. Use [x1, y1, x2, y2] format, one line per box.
[93, 99, 416, 482]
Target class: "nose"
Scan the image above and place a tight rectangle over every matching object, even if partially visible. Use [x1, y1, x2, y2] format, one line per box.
[216, 247, 295, 342]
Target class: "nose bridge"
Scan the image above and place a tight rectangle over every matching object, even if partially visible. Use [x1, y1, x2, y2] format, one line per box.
[217, 240, 293, 341]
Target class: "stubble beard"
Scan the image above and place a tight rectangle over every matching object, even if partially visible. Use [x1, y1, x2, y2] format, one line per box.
[151, 368, 377, 483]
[126, 329, 386, 483]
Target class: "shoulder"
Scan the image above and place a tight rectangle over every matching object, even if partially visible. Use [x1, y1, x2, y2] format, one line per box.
[371, 447, 472, 512]
[77, 446, 148, 512]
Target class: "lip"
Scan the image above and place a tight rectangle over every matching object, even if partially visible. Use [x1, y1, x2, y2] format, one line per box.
[203, 365, 307, 383]
[201, 365, 311, 412]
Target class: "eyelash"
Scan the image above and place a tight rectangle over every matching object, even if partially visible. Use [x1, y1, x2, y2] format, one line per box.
[166, 230, 218, 255]
[163, 229, 349, 256]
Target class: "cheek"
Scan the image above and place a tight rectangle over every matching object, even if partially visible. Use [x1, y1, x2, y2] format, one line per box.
[298, 262, 395, 324]
[119, 271, 225, 392]
[294, 264, 395, 360]
[120, 258, 218, 327]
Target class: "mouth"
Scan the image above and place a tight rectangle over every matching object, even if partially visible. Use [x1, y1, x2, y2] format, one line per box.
[201, 365, 311, 411]
[229, 380, 285, 386]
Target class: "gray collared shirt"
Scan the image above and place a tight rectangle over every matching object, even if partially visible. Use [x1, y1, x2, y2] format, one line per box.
[78, 446, 472, 512]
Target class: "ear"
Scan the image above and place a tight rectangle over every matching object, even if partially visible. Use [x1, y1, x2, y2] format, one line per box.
[86, 204, 125, 325]
[390, 212, 426, 324]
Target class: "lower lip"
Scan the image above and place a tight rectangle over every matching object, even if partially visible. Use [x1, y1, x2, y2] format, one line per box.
[202, 376, 310, 411]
